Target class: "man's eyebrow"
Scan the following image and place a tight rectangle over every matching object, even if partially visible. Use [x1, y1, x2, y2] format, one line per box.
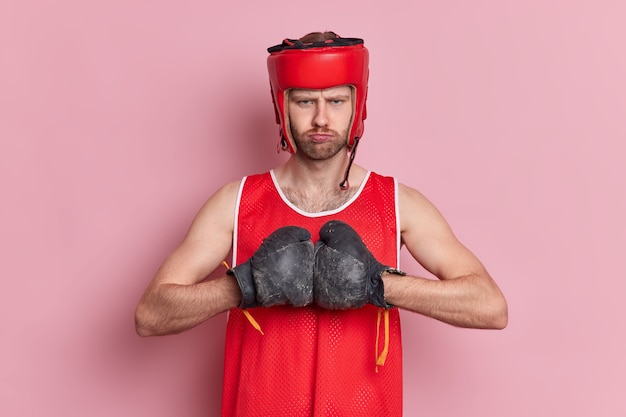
[289, 91, 351, 101]
[290, 91, 316, 99]
[326, 94, 351, 100]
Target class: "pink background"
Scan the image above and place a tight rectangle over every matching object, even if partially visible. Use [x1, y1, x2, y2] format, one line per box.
[2, 1, 624, 416]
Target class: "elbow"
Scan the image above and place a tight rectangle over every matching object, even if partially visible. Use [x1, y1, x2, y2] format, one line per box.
[134, 300, 186, 337]
[135, 327, 153, 337]
[490, 312, 508, 330]
[135, 323, 154, 338]
[485, 297, 508, 330]
[134, 303, 159, 337]
[477, 277, 508, 330]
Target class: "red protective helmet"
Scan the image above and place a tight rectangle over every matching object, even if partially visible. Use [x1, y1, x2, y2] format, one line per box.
[267, 35, 369, 153]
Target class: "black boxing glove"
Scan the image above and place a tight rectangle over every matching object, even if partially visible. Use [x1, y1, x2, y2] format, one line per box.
[227, 226, 314, 308]
[314, 220, 404, 309]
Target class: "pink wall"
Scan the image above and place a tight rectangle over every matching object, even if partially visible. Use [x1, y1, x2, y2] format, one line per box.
[2, 1, 624, 416]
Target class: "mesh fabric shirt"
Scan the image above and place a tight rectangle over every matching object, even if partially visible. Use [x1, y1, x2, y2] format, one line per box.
[222, 170, 403, 417]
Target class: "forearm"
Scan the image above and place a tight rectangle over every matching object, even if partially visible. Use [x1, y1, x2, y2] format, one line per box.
[382, 273, 508, 329]
[135, 275, 242, 336]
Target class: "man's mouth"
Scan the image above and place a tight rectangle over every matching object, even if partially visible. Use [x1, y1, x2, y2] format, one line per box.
[308, 132, 334, 142]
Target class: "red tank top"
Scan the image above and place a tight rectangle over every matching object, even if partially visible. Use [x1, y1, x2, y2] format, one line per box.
[222, 171, 403, 417]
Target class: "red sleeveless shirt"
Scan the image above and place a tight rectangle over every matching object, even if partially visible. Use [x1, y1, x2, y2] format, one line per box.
[222, 171, 403, 417]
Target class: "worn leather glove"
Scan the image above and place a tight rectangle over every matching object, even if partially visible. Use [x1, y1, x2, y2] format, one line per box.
[227, 226, 315, 308]
[314, 220, 404, 309]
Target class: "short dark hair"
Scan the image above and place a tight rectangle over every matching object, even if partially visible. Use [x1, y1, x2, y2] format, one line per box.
[297, 31, 339, 43]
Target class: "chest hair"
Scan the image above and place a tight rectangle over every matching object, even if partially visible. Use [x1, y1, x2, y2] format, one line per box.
[282, 186, 357, 213]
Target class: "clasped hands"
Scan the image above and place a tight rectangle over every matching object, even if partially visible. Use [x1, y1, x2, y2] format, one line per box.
[227, 220, 404, 310]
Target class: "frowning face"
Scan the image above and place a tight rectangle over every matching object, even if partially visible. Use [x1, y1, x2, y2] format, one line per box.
[287, 86, 353, 160]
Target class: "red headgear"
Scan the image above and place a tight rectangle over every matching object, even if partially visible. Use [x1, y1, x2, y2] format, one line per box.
[267, 35, 369, 153]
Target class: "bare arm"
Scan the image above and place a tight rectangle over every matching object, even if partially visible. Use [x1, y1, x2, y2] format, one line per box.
[135, 181, 243, 336]
[382, 184, 508, 329]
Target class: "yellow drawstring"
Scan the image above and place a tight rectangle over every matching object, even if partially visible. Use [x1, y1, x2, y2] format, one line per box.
[242, 310, 264, 335]
[375, 308, 390, 372]
[222, 261, 264, 335]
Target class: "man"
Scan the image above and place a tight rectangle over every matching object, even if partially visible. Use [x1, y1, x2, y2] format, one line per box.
[135, 31, 508, 416]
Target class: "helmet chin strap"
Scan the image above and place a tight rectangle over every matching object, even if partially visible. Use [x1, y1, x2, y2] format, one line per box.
[339, 137, 360, 190]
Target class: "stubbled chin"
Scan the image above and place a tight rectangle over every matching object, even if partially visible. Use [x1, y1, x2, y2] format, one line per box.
[295, 141, 347, 161]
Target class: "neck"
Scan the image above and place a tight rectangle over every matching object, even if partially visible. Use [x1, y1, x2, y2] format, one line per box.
[278, 148, 349, 187]
[272, 152, 367, 212]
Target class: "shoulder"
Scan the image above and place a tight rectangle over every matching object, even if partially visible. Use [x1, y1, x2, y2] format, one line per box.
[397, 182, 431, 206]
[397, 182, 450, 234]
[206, 178, 243, 209]
[186, 179, 243, 239]
[364, 173, 429, 207]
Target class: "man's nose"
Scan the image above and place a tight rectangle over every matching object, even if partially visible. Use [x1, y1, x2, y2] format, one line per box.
[312, 102, 329, 127]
